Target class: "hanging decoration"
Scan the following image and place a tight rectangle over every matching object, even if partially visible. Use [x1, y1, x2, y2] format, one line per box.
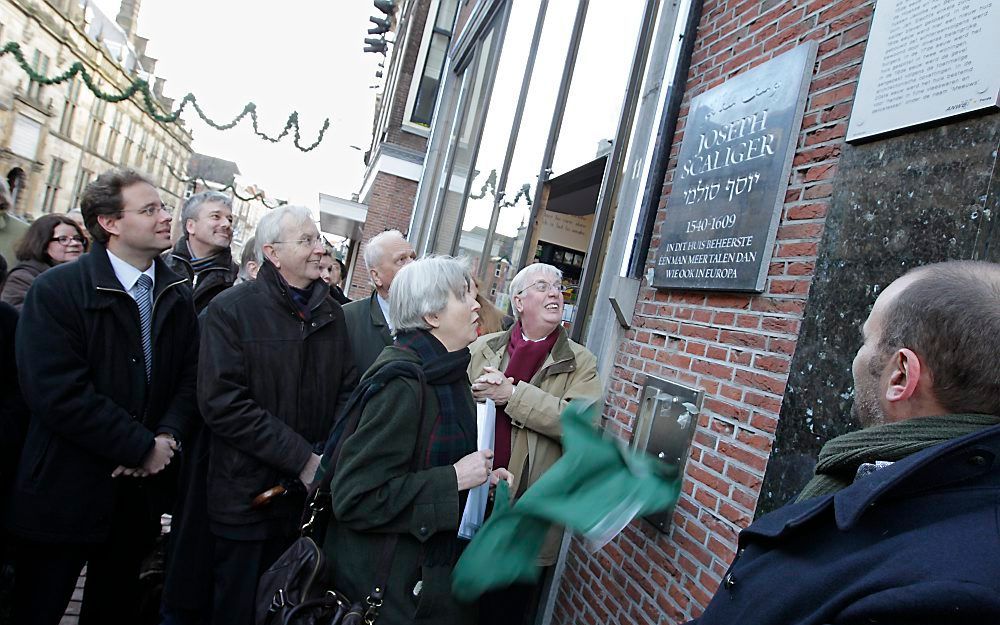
[0, 41, 330, 153]
[469, 168, 533, 209]
[166, 164, 285, 208]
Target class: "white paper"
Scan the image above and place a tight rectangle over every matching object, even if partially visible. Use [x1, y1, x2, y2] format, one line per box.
[458, 399, 496, 539]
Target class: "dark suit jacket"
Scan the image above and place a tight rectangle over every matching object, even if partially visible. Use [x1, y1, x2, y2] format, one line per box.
[342, 290, 392, 377]
[690, 420, 1000, 625]
[7, 243, 198, 543]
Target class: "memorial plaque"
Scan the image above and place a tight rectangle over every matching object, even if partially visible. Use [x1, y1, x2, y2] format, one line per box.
[847, 0, 1000, 142]
[653, 43, 816, 292]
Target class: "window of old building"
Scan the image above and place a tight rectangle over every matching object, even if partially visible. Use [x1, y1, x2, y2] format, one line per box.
[106, 110, 123, 159]
[27, 50, 49, 101]
[86, 98, 107, 151]
[70, 168, 93, 209]
[59, 76, 82, 138]
[41, 158, 65, 214]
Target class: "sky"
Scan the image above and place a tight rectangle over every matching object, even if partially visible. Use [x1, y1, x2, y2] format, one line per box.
[91, 0, 383, 207]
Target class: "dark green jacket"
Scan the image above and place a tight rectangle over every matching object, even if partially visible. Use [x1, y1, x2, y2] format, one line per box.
[342, 290, 392, 377]
[326, 346, 475, 625]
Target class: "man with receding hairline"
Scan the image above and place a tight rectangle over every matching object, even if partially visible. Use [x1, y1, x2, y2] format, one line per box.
[689, 260, 1000, 625]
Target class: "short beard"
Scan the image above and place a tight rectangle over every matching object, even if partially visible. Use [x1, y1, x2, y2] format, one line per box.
[852, 350, 889, 428]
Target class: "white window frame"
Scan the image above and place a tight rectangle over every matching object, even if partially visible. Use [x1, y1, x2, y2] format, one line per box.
[401, 0, 457, 137]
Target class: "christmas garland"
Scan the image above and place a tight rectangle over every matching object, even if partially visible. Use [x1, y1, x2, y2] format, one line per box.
[469, 168, 533, 209]
[166, 164, 284, 208]
[0, 41, 330, 153]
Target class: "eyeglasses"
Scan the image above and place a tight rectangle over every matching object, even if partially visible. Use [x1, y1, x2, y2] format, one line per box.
[126, 203, 171, 217]
[517, 280, 567, 296]
[50, 235, 86, 246]
[273, 235, 321, 248]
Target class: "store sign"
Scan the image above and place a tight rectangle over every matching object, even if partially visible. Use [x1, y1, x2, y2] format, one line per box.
[847, 0, 999, 142]
[538, 211, 594, 253]
[653, 43, 816, 292]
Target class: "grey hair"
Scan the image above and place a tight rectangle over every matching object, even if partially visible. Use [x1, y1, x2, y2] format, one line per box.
[0, 178, 10, 213]
[363, 229, 406, 272]
[389, 255, 471, 333]
[181, 190, 233, 224]
[238, 236, 260, 281]
[509, 263, 562, 319]
[254, 205, 314, 262]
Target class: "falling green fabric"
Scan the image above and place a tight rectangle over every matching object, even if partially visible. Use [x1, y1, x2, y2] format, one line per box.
[451, 399, 682, 601]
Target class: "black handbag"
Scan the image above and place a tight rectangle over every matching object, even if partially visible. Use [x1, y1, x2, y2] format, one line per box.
[256, 362, 427, 625]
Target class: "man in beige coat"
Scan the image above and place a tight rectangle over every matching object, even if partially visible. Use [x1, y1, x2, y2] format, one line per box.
[468, 262, 601, 625]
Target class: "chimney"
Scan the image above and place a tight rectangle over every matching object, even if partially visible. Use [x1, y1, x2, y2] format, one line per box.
[115, 0, 141, 38]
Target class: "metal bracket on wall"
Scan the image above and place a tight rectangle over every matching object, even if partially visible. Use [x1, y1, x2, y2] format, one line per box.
[630, 375, 704, 533]
[608, 275, 641, 328]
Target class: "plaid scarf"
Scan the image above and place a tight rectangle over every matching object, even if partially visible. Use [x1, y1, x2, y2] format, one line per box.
[394, 329, 477, 469]
[796, 413, 1000, 502]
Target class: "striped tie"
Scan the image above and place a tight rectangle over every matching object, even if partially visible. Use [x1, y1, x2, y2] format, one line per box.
[136, 274, 153, 381]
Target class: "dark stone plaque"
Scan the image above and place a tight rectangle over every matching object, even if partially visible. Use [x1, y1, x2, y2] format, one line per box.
[757, 112, 1000, 515]
[653, 43, 817, 292]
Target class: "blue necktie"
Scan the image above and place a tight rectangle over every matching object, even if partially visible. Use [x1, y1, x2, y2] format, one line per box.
[136, 274, 153, 381]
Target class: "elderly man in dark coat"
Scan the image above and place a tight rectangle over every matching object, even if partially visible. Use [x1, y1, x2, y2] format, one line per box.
[342, 229, 416, 375]
[6, 168, 198, 625]
[690, 260, 1000, 625]
[198, 204, 357, 625]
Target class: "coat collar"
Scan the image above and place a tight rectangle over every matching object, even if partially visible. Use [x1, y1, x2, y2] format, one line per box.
[368, 290, 388, 329]
[483, 324, 576, 377]
[168, 235, 236, 273]
[744, 421, 1000, 541]
[83, 242, 186, 308]
[257, 259, 329, 315]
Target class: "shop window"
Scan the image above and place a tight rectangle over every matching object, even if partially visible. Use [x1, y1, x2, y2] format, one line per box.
[41, 158, 65, 214]
[408, 0, 460, 127]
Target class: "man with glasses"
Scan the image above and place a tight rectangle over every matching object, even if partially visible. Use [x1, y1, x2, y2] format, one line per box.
[197, 205, 358, 624]
[164, 190, 239, 313]
[342, 228, 416, 375]
[468, 263, 601, 625]
[7, 168, 199, 625]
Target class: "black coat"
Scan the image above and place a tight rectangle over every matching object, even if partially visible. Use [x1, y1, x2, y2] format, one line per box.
[0, 302, 26, 504]
[6, 243, 199, 543]
[691, 421, 1000, 625]
[198, 261, 358, 531]
[342, 291, 392, 377]
[163, 236, 239, 313]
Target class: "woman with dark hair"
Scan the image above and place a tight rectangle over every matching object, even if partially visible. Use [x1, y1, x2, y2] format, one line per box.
[318, 245, 352, 306]
[0, 214, 87, 310]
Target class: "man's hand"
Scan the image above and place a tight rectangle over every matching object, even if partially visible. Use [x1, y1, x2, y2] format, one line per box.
[140, 434, 177, 475]
[111, 465, 148, 478]
[471, 366, 515, 405]
[299, 453, 322, 487]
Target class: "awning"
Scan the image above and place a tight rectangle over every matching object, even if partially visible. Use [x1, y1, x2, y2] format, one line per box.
[318, 193, 367, 240]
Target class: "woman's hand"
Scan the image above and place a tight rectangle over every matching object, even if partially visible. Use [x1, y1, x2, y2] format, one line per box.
[490, 468, 513, 488]
[453, 449, 494, 491]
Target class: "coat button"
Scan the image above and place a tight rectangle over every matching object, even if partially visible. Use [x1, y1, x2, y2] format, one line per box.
[311, 322, 317, 327]
[418, 526, 429, 537]
[724, 571, 735, 590]
[968, 454, 987, 467]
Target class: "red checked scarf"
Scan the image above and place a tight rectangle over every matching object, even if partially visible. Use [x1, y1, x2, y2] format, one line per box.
[493, 321, 559, 470]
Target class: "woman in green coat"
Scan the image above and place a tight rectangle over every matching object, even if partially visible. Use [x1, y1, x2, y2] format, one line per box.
[326, 256, 511, 625]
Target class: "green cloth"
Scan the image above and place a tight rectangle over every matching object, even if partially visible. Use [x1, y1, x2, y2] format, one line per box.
[796, 413, 1000, 502]
[451, 399, 681, 602]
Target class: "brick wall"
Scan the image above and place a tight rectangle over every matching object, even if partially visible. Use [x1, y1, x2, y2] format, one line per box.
[347, 171, 418, 300]
[383, 0, 431, 152]
[552, 1, 874, 624]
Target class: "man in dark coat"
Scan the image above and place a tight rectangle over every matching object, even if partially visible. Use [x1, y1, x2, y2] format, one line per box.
[690, 260, 1000, 625]
[342, 228, 415, 375]
[6, 168, 198, 625]
[198, 204, 358, 625]
[163, 190, 238, 313]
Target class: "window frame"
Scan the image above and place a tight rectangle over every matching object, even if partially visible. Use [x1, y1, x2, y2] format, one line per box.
[41, 157, 65, 214]
[402, 0, 460, 135]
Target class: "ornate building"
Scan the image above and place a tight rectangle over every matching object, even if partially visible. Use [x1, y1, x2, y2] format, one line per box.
[0, 0, 192, 220]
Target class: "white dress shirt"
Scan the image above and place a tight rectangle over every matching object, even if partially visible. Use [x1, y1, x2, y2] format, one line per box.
[107, 249, 156, 305]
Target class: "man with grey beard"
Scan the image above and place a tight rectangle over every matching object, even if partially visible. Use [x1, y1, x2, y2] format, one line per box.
[689, 260, 1000, 625]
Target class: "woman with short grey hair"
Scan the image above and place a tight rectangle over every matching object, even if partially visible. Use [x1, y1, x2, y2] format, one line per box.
[325, 255, 511, 625]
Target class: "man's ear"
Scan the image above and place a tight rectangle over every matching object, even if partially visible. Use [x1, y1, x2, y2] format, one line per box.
[885, 348, 922, 403]
[185, 218, 196, 237]
[513, 294, 524, 315]
[262, 244, 280, 268]
[96, 214, 120, 239]
[370, 268, 383, 289]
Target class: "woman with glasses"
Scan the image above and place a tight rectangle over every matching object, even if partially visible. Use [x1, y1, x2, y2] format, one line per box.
[467, 263, 601, 625]
[1, 214, 88, 310]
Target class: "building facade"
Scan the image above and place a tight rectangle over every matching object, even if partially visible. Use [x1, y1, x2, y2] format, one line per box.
[395, 0, 1000, 624]
[0, 0, 192, 221]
